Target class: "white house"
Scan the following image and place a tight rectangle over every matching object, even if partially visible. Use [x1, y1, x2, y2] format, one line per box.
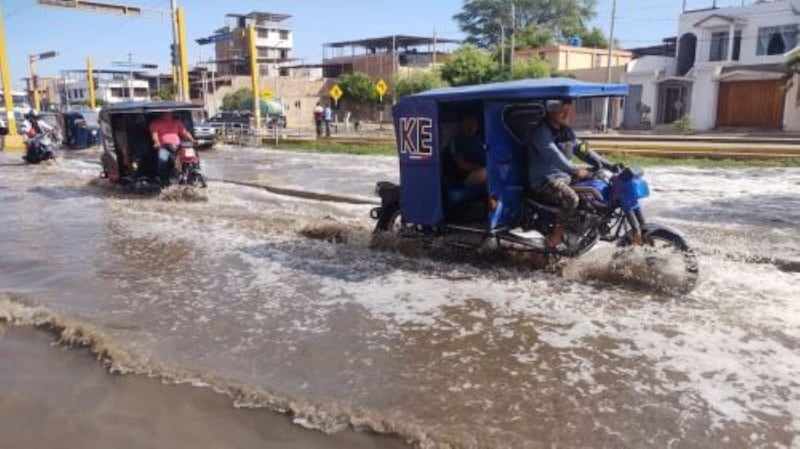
[623, 0, 800, 131]
[63, 75, 150, 105]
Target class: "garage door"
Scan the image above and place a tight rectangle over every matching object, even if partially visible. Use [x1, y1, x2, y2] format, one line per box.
[716, 80, 785, 129]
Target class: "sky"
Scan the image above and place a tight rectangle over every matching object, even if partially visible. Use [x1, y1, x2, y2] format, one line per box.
[1, 0, 751, 89]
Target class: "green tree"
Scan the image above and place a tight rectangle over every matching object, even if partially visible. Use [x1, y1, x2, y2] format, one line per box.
[510, 57, 551, 80]
[394, 70, 447, 98]
[515, 24, 555, 50]
[153, 86, 174, 101]
[221, 88, 252, 111]
[561, 24, 616, 49]
[440, 45, 498, 86]
[454, 0, 597, 49]
[338, 72, 379, 104]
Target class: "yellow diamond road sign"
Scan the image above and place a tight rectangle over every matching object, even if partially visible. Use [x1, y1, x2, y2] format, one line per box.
[376, 79, 388, 96]
[261, 88, 273, 100]
[329, 84, 343, 101]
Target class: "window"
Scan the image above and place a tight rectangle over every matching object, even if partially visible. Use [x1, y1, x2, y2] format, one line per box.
[257, 29, 268, 39]
[757, 25, 798, 56]
[709, 30, 742, 62]
[279, 30, 289, 40]
[280, 49, 288, 59]
[110, 88, 123, 98]
[709, 32, 728, 61]
[134, 88, 148, 97]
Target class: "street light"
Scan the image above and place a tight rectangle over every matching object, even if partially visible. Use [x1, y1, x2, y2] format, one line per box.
[29, 50, 59, 111]
[37, 0, 187, 101]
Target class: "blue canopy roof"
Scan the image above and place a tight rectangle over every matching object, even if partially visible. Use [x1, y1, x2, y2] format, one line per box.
[408, 78, 628, 102]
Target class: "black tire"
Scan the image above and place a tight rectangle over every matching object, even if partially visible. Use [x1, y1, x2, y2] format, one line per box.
[640, 227, 699, 293]
[373, 204, 401, 233]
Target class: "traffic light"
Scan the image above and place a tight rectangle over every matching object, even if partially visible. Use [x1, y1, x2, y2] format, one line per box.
[170, 44, 179, 67]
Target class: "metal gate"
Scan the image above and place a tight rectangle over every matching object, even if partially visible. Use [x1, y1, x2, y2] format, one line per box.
[716, 80, 785, 129]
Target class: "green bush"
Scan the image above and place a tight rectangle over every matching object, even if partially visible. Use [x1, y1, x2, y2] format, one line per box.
[440, 45, 498, 86]
[673, 115, 693, 135]
[394, 71, 447, 98]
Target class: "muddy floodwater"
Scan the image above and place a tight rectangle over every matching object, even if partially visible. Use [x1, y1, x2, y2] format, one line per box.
[1, 147, 799, 449]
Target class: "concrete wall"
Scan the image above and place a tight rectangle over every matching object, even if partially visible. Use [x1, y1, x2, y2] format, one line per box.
[784, 74, 800, 131]
[688, 65, 722, 130]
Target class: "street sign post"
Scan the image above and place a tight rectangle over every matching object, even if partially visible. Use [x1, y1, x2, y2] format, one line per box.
[261, 88, 273, 101]
[329, 84, 343, 107]
[375, 78, 388, 102]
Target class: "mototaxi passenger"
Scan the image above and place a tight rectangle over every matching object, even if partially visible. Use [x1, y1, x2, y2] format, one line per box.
[446, 114, 487, 203]
[149, 111, 196, 186]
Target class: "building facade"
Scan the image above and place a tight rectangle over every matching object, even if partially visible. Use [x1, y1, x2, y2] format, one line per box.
[517, 44, 633, 72]
[322, 35, 459, 81]
[61, 71, 150, 106]
[624, 0, 800, 131]
[214, 12, 294, 77]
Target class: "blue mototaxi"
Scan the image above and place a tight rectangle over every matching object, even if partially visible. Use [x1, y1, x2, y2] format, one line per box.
[62, 111, 102, 149]
[371, 78, 698, 280]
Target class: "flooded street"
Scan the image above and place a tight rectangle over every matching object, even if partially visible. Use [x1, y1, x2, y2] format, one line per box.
[1, 147, 799, 449]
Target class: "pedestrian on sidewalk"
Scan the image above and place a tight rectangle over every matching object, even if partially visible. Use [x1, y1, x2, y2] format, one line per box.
[324, 104, 333, 137]
[313, 102, 324, 138]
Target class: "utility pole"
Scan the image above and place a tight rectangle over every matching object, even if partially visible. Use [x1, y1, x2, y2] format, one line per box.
[0, 4, 22, 149]
[29, 56, 40, 111]
[176, 7, 189, 102]
[499, 21, 506, 68]
[128, 53, 134, 101]
[87, 57, 96, 109]
[509, 2, 516, 68]
[601, 0, 617, 132]
[432, 28, 437, 65]
[171, 0, 179, 99]
[248, 24, 261, 129]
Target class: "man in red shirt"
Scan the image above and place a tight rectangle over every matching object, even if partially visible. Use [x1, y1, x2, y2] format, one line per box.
[149, 111, 196, 185]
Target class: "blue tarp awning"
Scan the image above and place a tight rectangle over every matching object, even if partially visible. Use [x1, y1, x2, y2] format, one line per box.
[408, 78, 628, 102]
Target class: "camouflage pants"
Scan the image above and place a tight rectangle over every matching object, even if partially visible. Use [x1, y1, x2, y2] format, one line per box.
[534, 177, 579, 215]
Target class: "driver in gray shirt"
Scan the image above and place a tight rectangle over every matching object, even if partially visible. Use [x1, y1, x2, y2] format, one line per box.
[526, 100, 590, 248]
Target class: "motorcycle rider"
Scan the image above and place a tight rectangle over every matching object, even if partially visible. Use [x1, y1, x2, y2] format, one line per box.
[23, 111, 55, 163]
[149, 111, 196, 186]
[527, 99, 641, 247]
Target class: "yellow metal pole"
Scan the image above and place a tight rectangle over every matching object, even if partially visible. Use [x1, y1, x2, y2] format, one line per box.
[176, 7, 189, 102]
[87, 57, 96, 110]
[172, 66, 178, 100]
[0, 5, 23, 150]
[248, 24, 261, 129]
[29, 56, 41, 112]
